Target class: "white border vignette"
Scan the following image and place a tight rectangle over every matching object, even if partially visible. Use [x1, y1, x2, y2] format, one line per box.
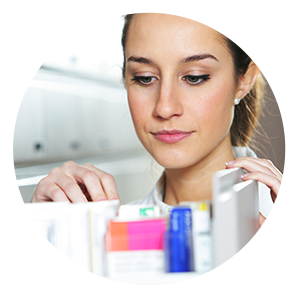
[13, 7, 287, 290]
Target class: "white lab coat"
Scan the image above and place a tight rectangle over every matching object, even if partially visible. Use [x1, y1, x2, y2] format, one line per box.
[130, 147, 287, 287]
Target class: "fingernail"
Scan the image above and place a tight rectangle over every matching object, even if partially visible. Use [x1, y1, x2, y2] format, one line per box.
[241, 173, 250, 180]
[225, 160, 235, 166]
[95, 197, 108, 202]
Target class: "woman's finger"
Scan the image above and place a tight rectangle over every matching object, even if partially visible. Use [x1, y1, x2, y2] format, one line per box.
[82, 164, 120, 201]
[32, 177, 71, 203]
[32, 161, 120, 203]
[61, 161, 119, 201]
[241, 171, 281, 202]
[226, 157, 282, 179]
[45, 182, 72, 203]
[49, 167, 88, 203]
[60, 161, 109, 202]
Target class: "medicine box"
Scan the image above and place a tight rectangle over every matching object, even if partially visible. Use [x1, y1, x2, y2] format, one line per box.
[106, 218, 167, 276]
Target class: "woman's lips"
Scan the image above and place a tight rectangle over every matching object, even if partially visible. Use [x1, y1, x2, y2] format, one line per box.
[152, 130, 193, 143]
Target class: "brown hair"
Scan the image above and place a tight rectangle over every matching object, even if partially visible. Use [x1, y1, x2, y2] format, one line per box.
[121, 14, 265, 148]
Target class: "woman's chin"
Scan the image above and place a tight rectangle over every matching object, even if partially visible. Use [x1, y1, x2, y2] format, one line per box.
[154, 156, 195, 170]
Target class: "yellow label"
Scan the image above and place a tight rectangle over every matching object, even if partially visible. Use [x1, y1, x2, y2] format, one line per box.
[197, 202, 208, 211]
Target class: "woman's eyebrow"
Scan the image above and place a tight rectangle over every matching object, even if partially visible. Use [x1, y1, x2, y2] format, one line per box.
[180, 54, 218, 63]
[127, 53, 218, 65]
[127, 56, 154, 65]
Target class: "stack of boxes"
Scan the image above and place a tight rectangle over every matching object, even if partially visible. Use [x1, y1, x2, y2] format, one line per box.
[13, 201, 212, 281]
[105, 203, 212, 276]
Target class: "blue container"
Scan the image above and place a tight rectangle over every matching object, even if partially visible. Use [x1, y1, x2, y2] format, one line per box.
[169, 207, 194, 272]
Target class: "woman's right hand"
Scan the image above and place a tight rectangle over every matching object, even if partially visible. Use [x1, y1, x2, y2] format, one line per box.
[31, 161, 120, 203]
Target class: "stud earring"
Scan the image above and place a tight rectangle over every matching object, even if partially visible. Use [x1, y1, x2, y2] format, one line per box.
[234, 98, 241, 105]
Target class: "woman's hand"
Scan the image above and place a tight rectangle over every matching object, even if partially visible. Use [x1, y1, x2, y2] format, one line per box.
[31, 161, 120, 203]
[225, 157, 282, 227]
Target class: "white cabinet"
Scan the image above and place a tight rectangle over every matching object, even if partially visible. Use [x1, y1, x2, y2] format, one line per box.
[13, 70, 144, 167]
[44, 90, 84, 162]
[13, 87, 48, 165]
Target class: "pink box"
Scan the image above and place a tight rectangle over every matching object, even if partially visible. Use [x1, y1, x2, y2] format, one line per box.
[127, 219, 166, 250]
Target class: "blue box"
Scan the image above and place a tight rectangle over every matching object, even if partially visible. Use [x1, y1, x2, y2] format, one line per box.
[169, 207, 194, 272]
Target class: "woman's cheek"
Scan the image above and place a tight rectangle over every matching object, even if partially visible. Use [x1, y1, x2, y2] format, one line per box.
[127, 96, 149, 141]
[192, 90, 234, 136]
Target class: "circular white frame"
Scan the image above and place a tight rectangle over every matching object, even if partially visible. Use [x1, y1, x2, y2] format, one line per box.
[13, 8, 286, 288]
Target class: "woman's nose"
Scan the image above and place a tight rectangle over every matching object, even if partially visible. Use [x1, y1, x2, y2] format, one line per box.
[153, 81, 183, 120]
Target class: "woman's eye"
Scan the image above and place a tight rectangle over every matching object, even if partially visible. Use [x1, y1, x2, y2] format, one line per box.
[183, 74, 210, 85]
[131, 76, 155, 85]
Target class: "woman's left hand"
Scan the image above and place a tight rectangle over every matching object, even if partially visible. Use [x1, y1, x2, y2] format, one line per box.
[225, 157, 282, 227]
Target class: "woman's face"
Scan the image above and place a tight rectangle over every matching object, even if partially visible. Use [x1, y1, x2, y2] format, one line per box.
[125, 14, 239, 169]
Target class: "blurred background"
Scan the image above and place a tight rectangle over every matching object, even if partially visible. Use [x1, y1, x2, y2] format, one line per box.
[14, 16, 285, 204]
[255, 11, 287, 172]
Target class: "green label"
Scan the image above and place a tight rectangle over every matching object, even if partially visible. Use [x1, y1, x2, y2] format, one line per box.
[139, 207, 155, 216]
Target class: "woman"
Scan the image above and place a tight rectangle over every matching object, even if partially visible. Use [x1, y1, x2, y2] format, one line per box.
[31, 13, 282, 227]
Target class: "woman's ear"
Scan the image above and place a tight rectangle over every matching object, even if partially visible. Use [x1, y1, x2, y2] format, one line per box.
[235, 62, 260, 99]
